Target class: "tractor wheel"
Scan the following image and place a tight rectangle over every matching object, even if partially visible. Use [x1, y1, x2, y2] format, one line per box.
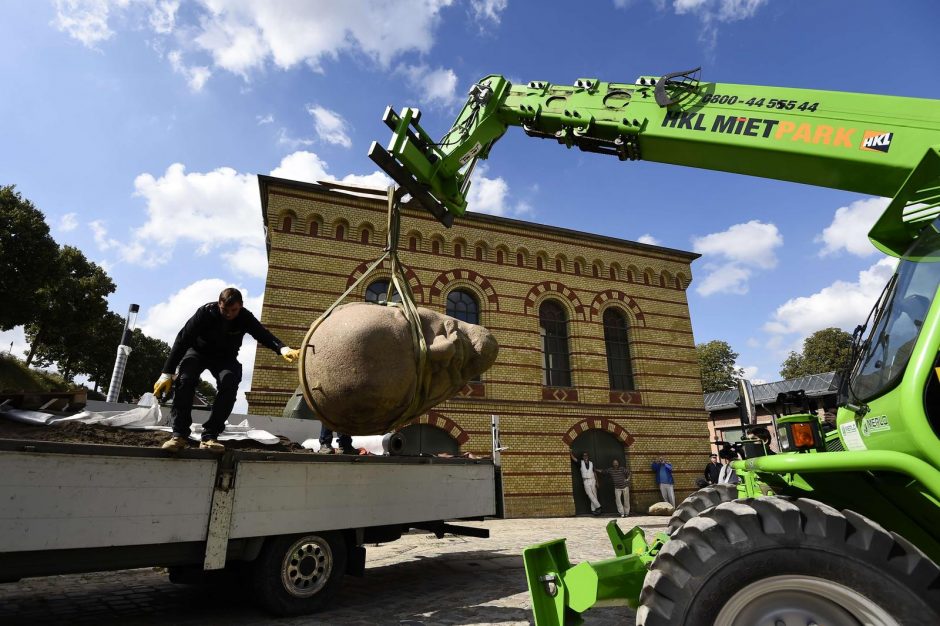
[666, 484, 737, 535]
[249, 531, 347, 617]
[637, 497, 940, 626]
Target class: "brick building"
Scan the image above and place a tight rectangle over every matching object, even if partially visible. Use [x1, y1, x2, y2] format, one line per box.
[247, 175, 710, 517]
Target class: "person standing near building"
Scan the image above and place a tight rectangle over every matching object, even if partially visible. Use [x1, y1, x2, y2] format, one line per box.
[704, 453, 721, 485]
[154, 288, 300, 452]
[602, 459, 631, 517]
[718, 449, 740, 485]
[571, 451, 602, 515]
[651, 457, 675, 506]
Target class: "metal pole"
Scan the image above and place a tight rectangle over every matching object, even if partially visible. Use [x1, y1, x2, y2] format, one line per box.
[106, 304, 139, 403]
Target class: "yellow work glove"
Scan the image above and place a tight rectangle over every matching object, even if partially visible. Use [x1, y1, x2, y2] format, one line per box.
[153, 373, 175, 398]
[280, 346, 301, 363]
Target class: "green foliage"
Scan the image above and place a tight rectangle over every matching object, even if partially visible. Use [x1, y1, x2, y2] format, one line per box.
[119, 329, 171, 400]
[696, 340, 745, 394]
[197, 380, 218, 405]
[24, 245, 116, 380]
[0, 352, 72, 392]
[780, 327, 854, 379]
[78, 311, 126, 392]
[0, 185, 59, 330]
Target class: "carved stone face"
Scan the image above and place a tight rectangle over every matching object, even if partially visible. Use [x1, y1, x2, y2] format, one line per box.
[301, 302, 498, 435]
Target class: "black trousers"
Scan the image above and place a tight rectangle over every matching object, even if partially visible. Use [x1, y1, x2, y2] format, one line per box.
[319, 424, 352, 450]
[170, 349, 242, 440]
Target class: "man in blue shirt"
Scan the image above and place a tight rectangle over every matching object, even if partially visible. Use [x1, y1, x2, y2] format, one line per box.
[651, 457, 675, 506]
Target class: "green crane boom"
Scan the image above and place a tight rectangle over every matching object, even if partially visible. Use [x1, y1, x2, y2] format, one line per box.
[369, 68, 940, 255]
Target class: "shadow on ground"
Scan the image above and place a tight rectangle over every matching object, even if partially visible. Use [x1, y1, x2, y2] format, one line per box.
[0, 548, 636, 625]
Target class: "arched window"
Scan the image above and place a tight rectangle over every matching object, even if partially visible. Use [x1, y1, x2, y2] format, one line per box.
[335, 224, 345, 240]
[539, 300, 571, 387]
[574, 261, 581, 276]
[281, 215, 292, 232]
[496, 249, 504, 265]
[556, 258, 563, 273]
[609, 267, 617, 280]
[454, 243, 463, 258]
[361, 229, 370, 244]
[446, 289, 479, 324]
[409, 236, 417, 251]
[593, 264, 600, 278]
[517, 252, 525, 267]
[432, 239, 441, 254]
[476, 246, 484, 261]
[365, 280, 402, 304]
[309, 221, 319, 236]
[537, 256, 544, 270]
[603, 309, 634, 390]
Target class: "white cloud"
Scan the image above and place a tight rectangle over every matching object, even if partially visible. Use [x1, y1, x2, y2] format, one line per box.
[138, 278, 264, 413]
[739, 365, 766, 385]
[816, 197, 887, 258]
[52, 0, 126, 47]
[465, 166, 532, 218]
[666, 0, 768, 55]
[306, 105, 352, 148]
[125, 151, 387, 268]
[167, 50, 212, 92]
[276, 127, 314, 149]
[470, 0, 508, 23]
[399, 64, 460, 107]
[637, 233, 660, 245]
[692, 220, 782, 296]
[763, 257, 896, 339]
[148, 0, 178, 33]
[89, 219, 122, 251]
[256, 113, 274, 125]
[58, 212, 79, 232]
[54, 1, 456, 88]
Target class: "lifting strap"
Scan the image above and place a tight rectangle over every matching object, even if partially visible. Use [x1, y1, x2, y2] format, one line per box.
[298, 186, 432, 428]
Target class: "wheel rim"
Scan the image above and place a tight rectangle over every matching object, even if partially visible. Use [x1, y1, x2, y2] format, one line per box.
[716, 574, 899, 626]
[279, 535, 333, 598]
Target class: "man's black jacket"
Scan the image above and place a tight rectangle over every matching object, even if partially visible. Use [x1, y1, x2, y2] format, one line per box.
[704, 461, 721, 485]
[162, 302, 285, 373]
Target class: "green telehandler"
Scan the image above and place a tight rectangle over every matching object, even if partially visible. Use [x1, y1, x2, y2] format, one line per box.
[369, 68, 940, 625]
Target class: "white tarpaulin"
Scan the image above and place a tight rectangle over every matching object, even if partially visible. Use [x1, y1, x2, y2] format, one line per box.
[0, 394, 280, 445]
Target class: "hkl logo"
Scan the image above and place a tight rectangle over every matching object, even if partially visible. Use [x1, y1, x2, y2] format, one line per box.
[861, 130, 893, 153]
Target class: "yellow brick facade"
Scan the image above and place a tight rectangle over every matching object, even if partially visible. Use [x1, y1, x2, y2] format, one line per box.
[248, 176, 711, 517]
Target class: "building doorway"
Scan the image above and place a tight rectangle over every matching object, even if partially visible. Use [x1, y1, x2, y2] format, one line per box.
[570, 429, 627, 515]
[397, 423, 459, 456]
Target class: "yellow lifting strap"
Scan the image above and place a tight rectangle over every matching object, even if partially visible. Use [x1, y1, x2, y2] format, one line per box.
[298, 186, 432, 427]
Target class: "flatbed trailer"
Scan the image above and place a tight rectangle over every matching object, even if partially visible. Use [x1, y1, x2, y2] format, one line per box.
[0, 437, 497, 616]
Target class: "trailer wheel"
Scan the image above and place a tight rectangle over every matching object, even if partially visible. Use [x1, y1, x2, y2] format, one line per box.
[250, 531, 347, 616]
[637, 498, 940, 626]
[666, 484, 737, 535]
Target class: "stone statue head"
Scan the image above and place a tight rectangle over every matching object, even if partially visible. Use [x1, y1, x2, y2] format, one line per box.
[301, 302, 498, 435]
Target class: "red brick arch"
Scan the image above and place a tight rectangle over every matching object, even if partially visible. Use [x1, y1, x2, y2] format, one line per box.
[428, 269, 499, 311]
[346, 259, 424, 303]
[400, 410, 470, 445]
[589, 290, 646, 325]
[523, 281, 587, 320]
[562, 418, 634, 447]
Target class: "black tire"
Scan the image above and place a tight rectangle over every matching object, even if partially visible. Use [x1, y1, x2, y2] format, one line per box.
[638, 497, 940, 625]
[250, 531, 347, 617]
[666, 484, 737, 535]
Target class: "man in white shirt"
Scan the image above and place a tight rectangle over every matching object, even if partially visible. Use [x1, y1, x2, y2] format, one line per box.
[571, 451, 602, 515]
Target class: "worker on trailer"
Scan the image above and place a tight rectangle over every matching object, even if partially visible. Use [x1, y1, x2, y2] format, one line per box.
[154, 287, 301, 452]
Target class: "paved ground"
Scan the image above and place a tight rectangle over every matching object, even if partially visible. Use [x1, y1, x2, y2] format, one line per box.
[0, 515, 671, 625]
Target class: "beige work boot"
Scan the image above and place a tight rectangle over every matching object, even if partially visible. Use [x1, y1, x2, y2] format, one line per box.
[161, 436, 188, 452]
[199, 438, 225, 452]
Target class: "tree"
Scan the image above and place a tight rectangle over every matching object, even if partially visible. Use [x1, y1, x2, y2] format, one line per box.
[0, 185, 59, 330]
[197, 380, 218, 405]
[76, 311, 125, 392]
[24, 246, 116, 379]
[118, 329, 171, 400]
[696, 340, 745, 393]
[780, 327, 854, 380]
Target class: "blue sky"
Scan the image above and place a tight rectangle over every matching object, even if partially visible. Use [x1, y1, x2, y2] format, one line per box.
[2, 0, 938, 410]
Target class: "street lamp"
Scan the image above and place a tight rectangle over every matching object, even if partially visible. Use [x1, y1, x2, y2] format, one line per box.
[106, 304, 140, 403]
